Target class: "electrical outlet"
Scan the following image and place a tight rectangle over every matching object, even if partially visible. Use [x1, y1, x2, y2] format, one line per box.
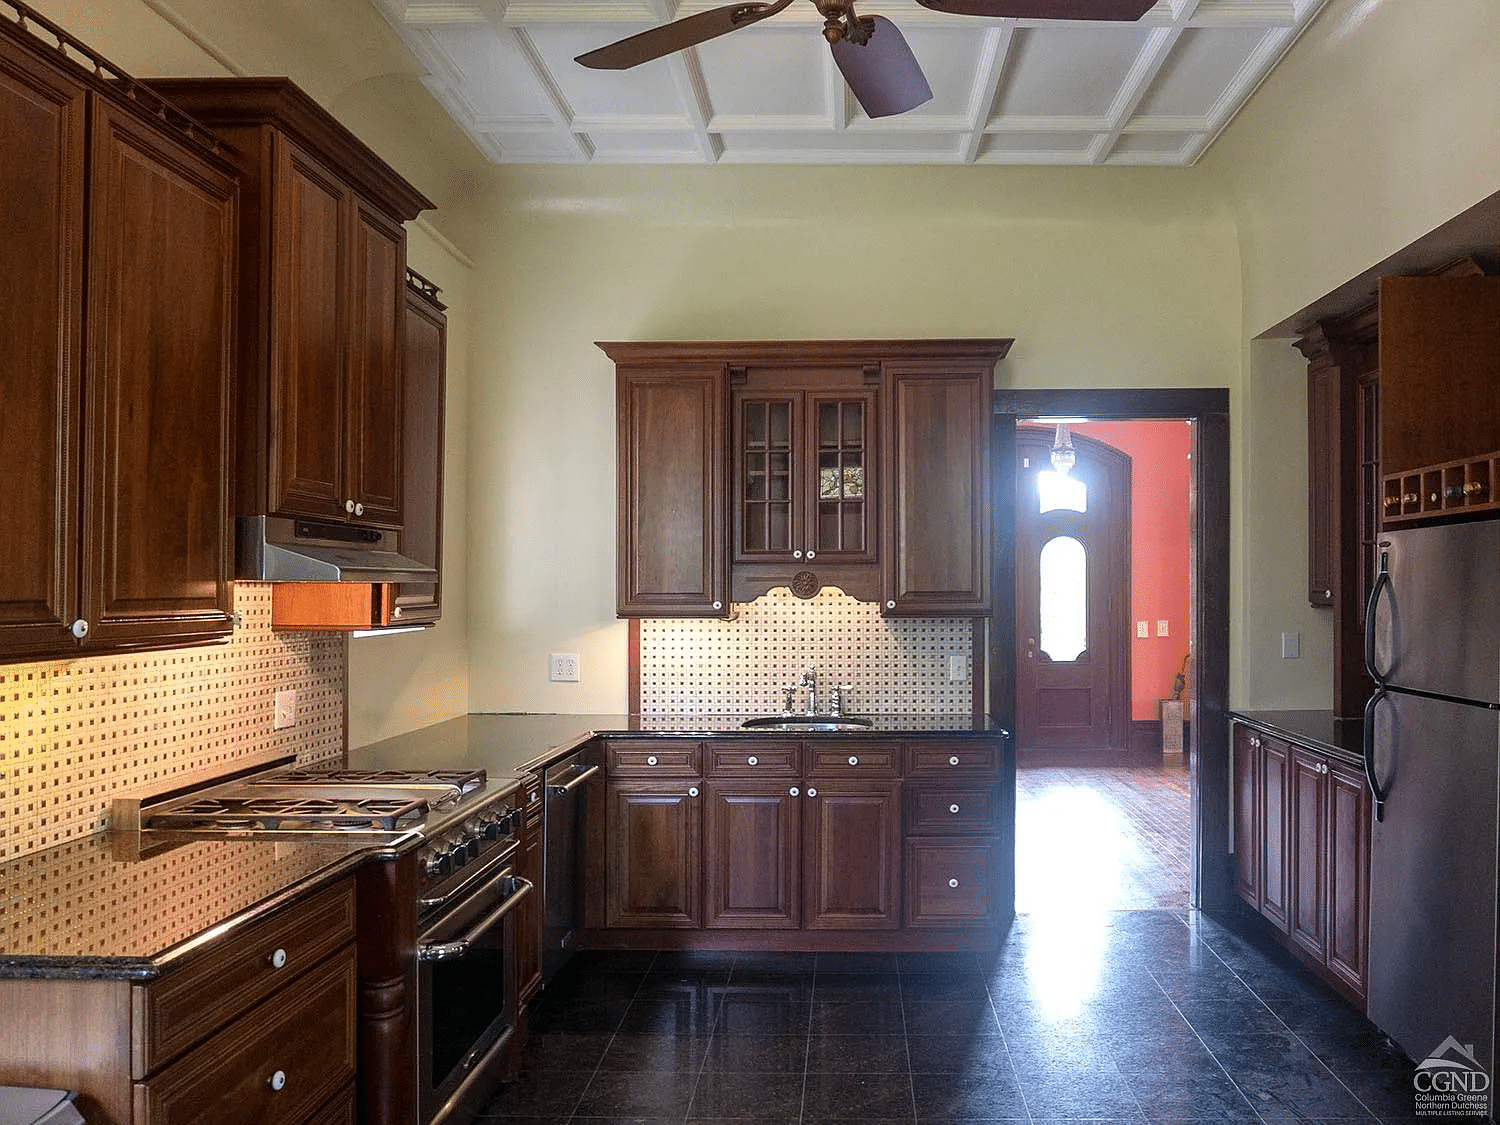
[947, 654, 967, 682]
[274, 689, 297, 730]
[1157, 619, 1169, 637]
[549, 653, 580, 682]
[1136, 621, 1148, 638]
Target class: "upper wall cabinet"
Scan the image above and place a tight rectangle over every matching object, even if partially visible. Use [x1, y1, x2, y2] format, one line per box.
[143, 78, 434, 533]
[393, 269, 448, 625]
[0, 13, 237, 662]
[603, 340, 1012, 619]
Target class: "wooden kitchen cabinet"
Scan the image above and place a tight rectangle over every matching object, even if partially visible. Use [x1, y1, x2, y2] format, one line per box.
[394, 270, 448, 624]
[0, 876, 357, 1125]
[803, 779, 903, 930]
[0, 17, 236, 663]
[903, 741, 1002, 928]
[604, 740, 706, 928]
[1232, 720, 1370, 1003]
[603, 340, 1011, 618]
[704, 778, 802, 929]
[143, 78, 433, 535]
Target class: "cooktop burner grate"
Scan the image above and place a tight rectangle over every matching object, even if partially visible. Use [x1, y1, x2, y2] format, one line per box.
[264, 767, 486, 797]
[147, 793, 432, 832]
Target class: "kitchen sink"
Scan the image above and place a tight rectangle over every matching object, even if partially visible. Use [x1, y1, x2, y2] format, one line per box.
[739, 715, 874, 732]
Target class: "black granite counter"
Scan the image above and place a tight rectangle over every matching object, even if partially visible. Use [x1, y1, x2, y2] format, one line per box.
[1229, 709, 1365, 765]
[346, 712, 1008, 779]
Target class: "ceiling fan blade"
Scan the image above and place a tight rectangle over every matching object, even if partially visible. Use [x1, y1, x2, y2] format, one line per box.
[576, 0, 797, 69]
[829, 16, 933, 119]
[915, 0, 1154, 20]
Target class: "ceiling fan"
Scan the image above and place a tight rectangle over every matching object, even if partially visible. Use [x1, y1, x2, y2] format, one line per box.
[575, 0, 1155, 119]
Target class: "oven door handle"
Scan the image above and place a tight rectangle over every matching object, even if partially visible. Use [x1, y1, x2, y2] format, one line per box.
[548, 764, 600, 796]
[418, 877, 534, 963]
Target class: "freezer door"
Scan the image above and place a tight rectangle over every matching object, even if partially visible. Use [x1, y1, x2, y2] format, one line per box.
[1368, 520, 1500, 704]
[1367, 689, 1500, 1100]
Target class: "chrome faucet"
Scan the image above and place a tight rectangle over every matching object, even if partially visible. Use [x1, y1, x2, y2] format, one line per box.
[829, 684, 847, 718]
[798, 669, 818, 716]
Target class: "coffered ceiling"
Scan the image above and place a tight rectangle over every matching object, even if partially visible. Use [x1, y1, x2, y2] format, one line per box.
[370, 0, 1329, 166]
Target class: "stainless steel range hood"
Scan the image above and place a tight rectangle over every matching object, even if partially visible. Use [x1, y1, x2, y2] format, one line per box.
[237, 515, 437, 583]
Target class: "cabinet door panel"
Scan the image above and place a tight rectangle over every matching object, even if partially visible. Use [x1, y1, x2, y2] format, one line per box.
[704, 781, 800, 929]
[395, 283, 446, 622]
[882, 367, 990, 614]
[605, 782, 703, 928]
[81, 100, 234, 648]
[617, 369, 727, 615]
[806, 389, 877, 563]
[1326, 759, 1370, 999]
[1288, 749, 1328, 962]
[803, 782, 900, 930]
[1259, 736, 1291, 932]
[270, 136, 348, 521]
[346, 200, 404, 526]
[0, 38, 85, 654]
[1232, 726, 1260, 907]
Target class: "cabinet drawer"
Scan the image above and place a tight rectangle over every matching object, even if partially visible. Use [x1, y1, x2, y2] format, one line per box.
[905, 742, 1000, 777]
[134, 877, 356, 1074]
[606, 741, 701, 777]
[134, 944, 357, 1125]
[805, 744, 900, 777]
[905, 839, 999, 927]
[708, 742, 800, 776]
[906, 786, 998, 834]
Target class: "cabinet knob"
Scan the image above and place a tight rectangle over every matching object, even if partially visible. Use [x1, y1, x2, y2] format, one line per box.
[806, 549, 816, 560]
[789, 787, 800, 797]
[646, 755, 658, 766]
[949, 756, 960, 767]
[793, 550, 803, 560]
[69, 619, 89, 639]
[949, 804, 960, 814]
[269, 947, 288, 969]
[712, 601, 723, 611]
[806, 787, 818, 798]
[345, 499, 356, 513]
[885, 600, 896, 610]
[355, 502, 365, 516]
[269, 1071, 287, 1092]
[847, 755, 859, 766]
[393, 606, 403, 619]
[688, 786, 699, 798]
[747, 756, 758, 766]
[948, 878, 960, 888]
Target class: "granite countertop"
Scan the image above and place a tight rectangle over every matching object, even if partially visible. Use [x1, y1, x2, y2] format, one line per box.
[1228, 709, 1365, 764]
[346, 712, 1008, 779]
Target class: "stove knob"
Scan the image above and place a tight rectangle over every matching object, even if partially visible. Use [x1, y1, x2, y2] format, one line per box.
[451, 841, 469, 867]
[463, 836, 482, 861]
[423, 849, 452, 878]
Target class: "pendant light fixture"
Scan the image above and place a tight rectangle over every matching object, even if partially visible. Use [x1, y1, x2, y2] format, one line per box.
[1049, 423, 1076, 474]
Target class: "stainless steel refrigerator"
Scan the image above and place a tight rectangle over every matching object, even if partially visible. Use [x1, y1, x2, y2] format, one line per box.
[1365, 518, 1500, 1112]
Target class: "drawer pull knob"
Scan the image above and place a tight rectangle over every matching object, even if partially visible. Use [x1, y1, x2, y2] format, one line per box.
[269, 947, 288, 969]
[688, 786, 699, 798]
[949, 804, 960, 814]
[949, 756, 960, 767]
[747, 756, 758, 766]
[269, 1070, 287, 1092]
[948, 878, 960, 888]
[848, 755, 859, 766]
[789, 787, 800, 797]
[807, 787, 818, 798]
[646, 755, 658, 766]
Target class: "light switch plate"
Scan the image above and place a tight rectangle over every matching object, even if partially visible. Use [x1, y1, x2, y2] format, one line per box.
[1281, 632, 1301, 659]
[1156, 620, 1169, 637]
[550, 653, 581, 682]
[947, 654, 967, 682]
[1136, 621, 1148, 638]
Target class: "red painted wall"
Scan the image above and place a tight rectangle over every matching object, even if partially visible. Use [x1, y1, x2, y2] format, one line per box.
[1071, 420, 1194, 721]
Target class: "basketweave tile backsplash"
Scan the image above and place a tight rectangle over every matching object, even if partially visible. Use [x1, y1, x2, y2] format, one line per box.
[639, 587, 975, 716]
[0, 585, 344, 861]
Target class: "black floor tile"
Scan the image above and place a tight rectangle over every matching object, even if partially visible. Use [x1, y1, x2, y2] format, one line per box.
[801, 1071, 916, 1120]
[572, 1071, 700, 1119]
[911, 1068, 1029, 1120]
[689, 1072, 806, 1119]
[804, 1032, 908, 1074]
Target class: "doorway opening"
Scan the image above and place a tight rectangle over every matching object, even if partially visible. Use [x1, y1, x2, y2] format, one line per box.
[990, 389, 1231, 918]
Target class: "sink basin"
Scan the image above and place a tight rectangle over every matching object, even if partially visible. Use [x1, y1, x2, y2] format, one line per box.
[739, 715, 874, 732]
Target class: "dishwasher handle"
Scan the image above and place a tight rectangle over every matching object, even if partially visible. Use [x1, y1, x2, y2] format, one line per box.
[418, 877, 534, 963]
[548, 763, 601, 797]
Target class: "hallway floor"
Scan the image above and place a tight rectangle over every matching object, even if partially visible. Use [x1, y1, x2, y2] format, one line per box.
[480, 763, 1428, 1124]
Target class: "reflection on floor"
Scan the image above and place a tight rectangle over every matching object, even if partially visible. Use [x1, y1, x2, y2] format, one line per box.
[1016, 759, 1191, 913]
[481, 759, 1425, 1123]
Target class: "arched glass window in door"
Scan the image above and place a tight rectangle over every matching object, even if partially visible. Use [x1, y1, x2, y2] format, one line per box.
[1039, 535, 1087, 662]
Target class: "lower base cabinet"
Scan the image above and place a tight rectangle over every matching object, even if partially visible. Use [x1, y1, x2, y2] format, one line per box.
[1232, 720, 1369, 1002]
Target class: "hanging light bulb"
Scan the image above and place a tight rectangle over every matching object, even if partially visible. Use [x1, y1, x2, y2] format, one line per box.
[1049, 423, 1076, 474]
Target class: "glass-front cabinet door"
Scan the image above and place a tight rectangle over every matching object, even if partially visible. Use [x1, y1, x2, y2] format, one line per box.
[733, 377, 877, 567]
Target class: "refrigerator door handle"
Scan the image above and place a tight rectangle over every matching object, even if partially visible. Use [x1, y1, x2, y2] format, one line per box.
[1364, 545, 1393, 684]
[1363, 686, 1391, 822]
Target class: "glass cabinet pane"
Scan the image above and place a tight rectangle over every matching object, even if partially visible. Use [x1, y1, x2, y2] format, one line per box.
[741, 399, 793, 553]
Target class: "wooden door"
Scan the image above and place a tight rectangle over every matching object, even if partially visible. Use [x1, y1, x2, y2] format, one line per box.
[703, 780, 800, 929]
[1287, 747, 1328, 962]
[605, 781, 703, 928]
[270, 135, 349, 522]
[802, 781, 900, 929]
[0, 36, 85, 655]
[345, 198, 405, 527]
[80, 99, 236, 650]
[1325, 758, 1370, 998]
[1014, 427, 1130, 753]
[882, 365, 991, 614]
[394, 277, 446, 624]
[1259, 734, 1291, 932]
[614, 366, 728, 616]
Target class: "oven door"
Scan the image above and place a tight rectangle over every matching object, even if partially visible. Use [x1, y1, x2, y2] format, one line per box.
[416, 863, 533, 1125]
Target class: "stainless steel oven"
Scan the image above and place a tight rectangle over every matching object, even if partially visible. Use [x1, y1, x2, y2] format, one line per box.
[416, 838, 532, 1125]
